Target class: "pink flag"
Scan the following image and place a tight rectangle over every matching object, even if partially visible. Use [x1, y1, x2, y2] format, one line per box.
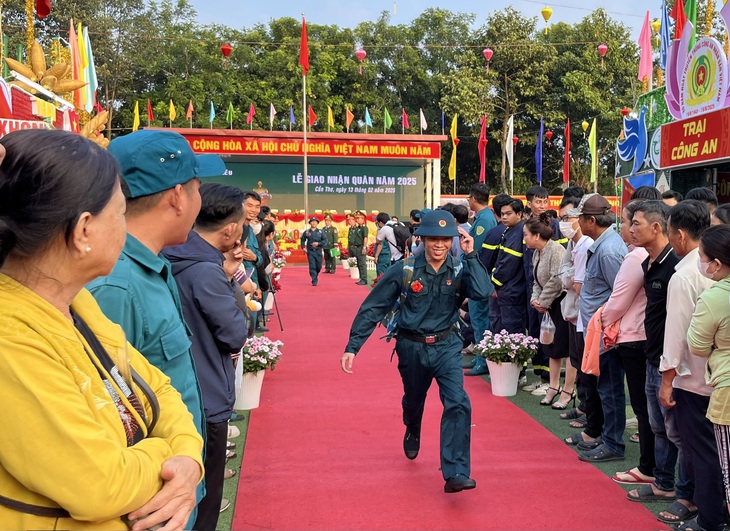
[246, 102, 256, 124]
[478, 115, 487, 183]
[638, 11, 652, 82]
[563, 119, 571, 183]
[68, 20, 83, 109]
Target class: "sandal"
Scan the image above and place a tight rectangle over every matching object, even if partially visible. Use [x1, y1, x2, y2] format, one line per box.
[569, 414, 587, 429]
[673, 516, 707, 531]
[656, 500, 699, 524]
[540, 386, 561, 406]
[552, 389, 576, 410]
[630, 432, 640, 443]
[559, 407, 583, 420]
[612, 467, 655, 484]
[564, 431, 596, 446]
[627, 484, 676, 503]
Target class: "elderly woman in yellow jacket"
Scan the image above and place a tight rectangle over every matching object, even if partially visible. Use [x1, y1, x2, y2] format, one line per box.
[0, 129, 203, 530]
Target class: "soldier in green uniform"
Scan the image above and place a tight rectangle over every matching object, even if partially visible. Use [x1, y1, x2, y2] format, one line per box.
[340, 210, 492, 493]
[348, 211, 369, 285]
[301, 217, 326, 286]
[321, 214, 339, 274]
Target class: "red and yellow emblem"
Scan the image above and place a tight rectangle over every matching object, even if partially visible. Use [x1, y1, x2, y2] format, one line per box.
[438, 220, 447, 227]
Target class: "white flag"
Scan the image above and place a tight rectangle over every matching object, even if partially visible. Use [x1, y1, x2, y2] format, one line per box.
[506, 115, 514, 183]
[269, 103, 277, 129]
[419, 108, 427, 131]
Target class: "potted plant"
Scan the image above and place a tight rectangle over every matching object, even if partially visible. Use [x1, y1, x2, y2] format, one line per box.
[340, 246, 350, 270]
[271, 251, 286, 273]
[474, 330, 538, 396]
[235, 336, 284, 410]
[347, 256, 359, 279]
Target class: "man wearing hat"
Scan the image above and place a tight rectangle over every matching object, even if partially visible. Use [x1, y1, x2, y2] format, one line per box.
[340, 210, 492, 493]
[87, 129, 226, 527]
[572, 193, 627, 463]
[348, 211, 370, 285]
[301, 216, 326, 286]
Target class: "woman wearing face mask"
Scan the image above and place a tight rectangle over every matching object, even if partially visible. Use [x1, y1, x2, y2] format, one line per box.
[687, 225, 730, 514]
[556, 197, 593, 416]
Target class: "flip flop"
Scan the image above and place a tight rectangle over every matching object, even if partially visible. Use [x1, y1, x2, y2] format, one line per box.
[627, 484, 676, 503]
[612, 467, 655, 484]
[656, 500, 699, 524]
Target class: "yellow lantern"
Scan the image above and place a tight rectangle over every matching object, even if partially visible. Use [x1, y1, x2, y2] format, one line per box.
[541, 6, 553, 34]
[581, 120, 589, 138]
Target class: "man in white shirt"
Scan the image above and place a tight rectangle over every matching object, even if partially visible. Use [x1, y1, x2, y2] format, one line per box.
[375, 212, 404, 264]
[655, 200, 722, 530]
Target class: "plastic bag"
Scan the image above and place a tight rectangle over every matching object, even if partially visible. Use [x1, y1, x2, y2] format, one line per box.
[540, 312, 555, 345]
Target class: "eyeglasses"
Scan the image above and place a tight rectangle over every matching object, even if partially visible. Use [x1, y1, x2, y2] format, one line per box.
[559, 215, 578, 222]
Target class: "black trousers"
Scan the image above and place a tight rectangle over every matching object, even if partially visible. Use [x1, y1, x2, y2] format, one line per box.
[675, 388, 726, 531]
[614, 343, 655, 477]
[527, 304, 549, 379]
[194, 420, 228, 531]
[323, 248, 336, 272]
[567, 322, 587, 412]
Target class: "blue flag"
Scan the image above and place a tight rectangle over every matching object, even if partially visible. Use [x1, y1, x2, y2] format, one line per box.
[660, 0, 671, 71]
[365, 107, 372, 127]
[535, 118, 544, 184]
[441, 109, 445, 133]
[209, 101, 215, 123]
[289, 105, 296, 124]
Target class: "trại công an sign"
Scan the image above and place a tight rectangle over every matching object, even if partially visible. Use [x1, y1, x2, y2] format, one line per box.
[659, 106, 730, 169]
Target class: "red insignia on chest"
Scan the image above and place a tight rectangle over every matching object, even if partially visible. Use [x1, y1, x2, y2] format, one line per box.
[446, 279, 452, 285]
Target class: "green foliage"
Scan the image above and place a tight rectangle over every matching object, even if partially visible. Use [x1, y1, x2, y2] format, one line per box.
[3, 2, 644, 196]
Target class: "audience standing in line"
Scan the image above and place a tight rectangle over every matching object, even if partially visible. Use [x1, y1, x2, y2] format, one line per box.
[87, 130, 223, 528]
[163, 184, 250, 531]
[600, 199, 653, 484]
[625, 201, 681, 501]
[0, 129, 204, 529]
[656, 200, 722, 530]
[688, 225, 730, 525]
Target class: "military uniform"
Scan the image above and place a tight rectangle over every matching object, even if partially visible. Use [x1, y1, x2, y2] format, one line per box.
[344, 210, 491, 491]
[468, 206, 497, 347]
[348, 218, 369, 283]
[301, 219, 326, 285]
[322, 223, 339, 273]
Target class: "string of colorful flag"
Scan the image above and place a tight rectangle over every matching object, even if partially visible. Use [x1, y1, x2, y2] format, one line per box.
[131, 98, 434, 134]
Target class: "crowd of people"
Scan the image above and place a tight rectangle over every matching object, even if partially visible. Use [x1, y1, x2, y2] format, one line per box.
[0, 129, 277, 530]
[460, 183, 730, 531]
[339, 182, 730, 531]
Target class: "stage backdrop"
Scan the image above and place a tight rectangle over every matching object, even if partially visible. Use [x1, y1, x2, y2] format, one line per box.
[215, 162, 424, 220]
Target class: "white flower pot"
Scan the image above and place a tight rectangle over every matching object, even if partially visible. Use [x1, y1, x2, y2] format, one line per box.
[341, 259, 349, 270]
[486, 360, 521, 397]
[235, 370, 266, 410]
[349, 266, 360, 280]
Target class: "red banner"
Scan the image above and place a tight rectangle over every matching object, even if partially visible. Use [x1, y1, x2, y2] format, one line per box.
[0, 118, 45, 138]
[660, 106, 730, 169]
[187, 135, 441, 160]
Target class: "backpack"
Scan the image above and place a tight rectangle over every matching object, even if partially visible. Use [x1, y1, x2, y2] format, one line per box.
[380, 255, 463, 342]
[391, 222, 411, 254]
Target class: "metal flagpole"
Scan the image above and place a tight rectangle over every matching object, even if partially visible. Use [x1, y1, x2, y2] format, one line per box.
[302, 15, 309, 219]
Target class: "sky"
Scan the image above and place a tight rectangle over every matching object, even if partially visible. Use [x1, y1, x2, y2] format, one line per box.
[186, 0, 659, 41]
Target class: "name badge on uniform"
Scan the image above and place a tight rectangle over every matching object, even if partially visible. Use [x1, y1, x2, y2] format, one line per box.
[446, 279, 452, 286]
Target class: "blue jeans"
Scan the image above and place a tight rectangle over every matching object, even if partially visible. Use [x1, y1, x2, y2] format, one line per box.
[596, 349, 626, 456]
[645, 364, 679, 492]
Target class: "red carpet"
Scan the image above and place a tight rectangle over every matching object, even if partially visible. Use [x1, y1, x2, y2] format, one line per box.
[233, 266, 666, 530]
